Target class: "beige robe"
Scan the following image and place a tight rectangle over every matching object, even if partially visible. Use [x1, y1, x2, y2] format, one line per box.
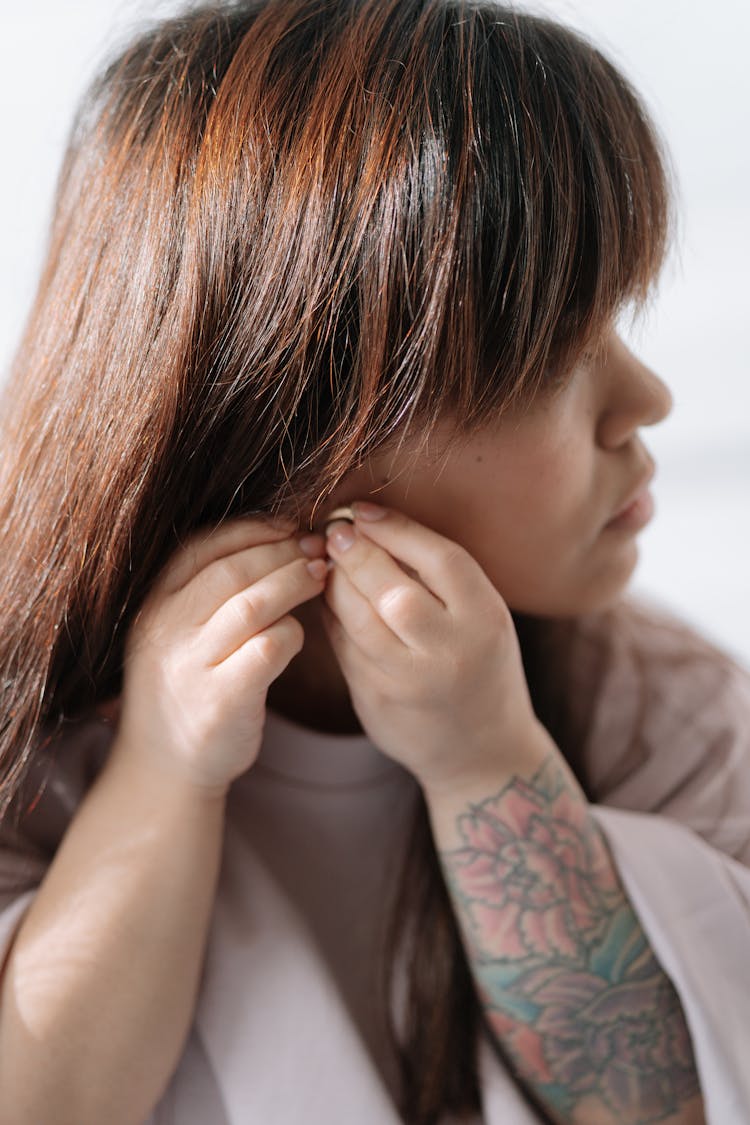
[1, 593, 749, 1123]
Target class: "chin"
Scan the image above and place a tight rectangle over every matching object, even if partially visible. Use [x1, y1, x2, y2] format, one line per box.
[510, 544, 640, 620]
[571, 542, 640, 616]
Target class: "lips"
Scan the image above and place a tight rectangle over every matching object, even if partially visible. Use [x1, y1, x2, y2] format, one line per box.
[609, 464, 656, 523]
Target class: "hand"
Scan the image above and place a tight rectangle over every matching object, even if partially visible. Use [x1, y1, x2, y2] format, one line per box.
[107, 517, 328, 797]
[321, 502, 542, 795]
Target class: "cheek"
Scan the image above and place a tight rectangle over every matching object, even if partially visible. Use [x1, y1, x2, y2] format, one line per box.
[428, 438, 586, 558]
[502, 444, 590, 537]
[470, 448, 597, 592]
[337, 431, 599, 602]
[489, 447, 638, 614]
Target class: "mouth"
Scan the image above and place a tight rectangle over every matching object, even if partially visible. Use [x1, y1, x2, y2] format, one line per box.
[604, 486, 655, 531]
[605, 464, 657, 531]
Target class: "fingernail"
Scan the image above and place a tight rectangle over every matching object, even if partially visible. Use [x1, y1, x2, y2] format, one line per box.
[298, 534, 324, 557]
[326, 521, 356, 551]
[306, 558, 328, 580]
[351, 500, 387, 521]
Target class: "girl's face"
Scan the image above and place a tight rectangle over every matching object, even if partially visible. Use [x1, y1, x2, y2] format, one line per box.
[314, 330, 673, 617]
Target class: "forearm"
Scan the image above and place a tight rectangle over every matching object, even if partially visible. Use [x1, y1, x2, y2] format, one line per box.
[423, 724, 706, 1125]
[0, 738, 227, 1125]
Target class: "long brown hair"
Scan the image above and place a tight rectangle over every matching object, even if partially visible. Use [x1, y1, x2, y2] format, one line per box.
[0, 1, 674, 1119]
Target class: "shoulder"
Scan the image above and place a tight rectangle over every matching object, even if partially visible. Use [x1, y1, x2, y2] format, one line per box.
[571, 592, 747, 673]
[561, 593, 750, 861]
[567, 593, 750, 751]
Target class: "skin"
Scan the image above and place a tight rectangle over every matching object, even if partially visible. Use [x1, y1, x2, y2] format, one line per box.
[430, 747, 705, 1125]
[86, 323, 703, 1121]
[267, 327, 674, 734]
[269, 326, 704, 1123]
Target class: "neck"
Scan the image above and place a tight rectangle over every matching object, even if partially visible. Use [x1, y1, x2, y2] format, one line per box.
[265, 597, 364, 736]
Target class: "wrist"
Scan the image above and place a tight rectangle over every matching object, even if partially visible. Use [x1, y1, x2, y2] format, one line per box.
[420, 720, 559, 845]
[105, 734, 231, 810]
[421, 718, 555, 801]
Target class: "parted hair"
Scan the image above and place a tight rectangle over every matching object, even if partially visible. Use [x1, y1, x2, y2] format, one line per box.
[0, 1, 674, 1119]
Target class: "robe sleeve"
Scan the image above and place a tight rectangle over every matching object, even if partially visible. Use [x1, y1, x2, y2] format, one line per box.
[567, 593, 750, 1123]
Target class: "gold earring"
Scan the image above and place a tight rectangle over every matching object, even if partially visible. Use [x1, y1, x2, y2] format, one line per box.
[324, 505, 355, 530]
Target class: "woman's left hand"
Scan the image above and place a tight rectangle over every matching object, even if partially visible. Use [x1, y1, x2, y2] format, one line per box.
[321, 501, 547, 795]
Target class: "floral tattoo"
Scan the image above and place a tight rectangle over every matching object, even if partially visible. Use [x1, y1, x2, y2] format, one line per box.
[437, 752, 701, 1122]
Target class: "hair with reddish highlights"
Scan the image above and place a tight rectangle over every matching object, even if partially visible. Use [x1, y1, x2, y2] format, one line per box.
[0, 1, 674, 1118]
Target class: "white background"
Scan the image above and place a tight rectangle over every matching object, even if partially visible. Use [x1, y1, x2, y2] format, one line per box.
[1, 0, 748, 667]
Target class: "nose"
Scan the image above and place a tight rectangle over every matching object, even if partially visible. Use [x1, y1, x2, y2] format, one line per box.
[596, 336, 674, 449]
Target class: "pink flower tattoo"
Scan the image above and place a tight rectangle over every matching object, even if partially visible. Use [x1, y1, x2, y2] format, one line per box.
[436, 750, 701, 1121]
[447, 769, 621, 961]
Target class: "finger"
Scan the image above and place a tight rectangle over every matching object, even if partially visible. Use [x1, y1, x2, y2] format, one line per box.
[347, 502, 482, 612]
[217, 613, 305, 689]
[157, 516, 299, 598]
[324, 560, 406, 663]
[325, 519, 442, 647]
[202, 555, 326, 666]
[188, 533, 327, 625]
[319, 599, 378, 683]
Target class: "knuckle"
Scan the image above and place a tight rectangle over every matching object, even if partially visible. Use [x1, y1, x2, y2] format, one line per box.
[253, 617, 303, 668]
[378, 583, 422, 624]
[285, 616, 305, 651]
[235, 587, 266, 628]
[251, 630, 283, 669]
[220, 555, 254, 589]
[159, 519, 293, 594]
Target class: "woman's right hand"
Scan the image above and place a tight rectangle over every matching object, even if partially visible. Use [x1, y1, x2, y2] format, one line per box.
[110, 516, 328, 797]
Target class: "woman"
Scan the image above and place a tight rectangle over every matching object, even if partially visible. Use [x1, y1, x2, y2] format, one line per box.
[1, 1, 748, 1121]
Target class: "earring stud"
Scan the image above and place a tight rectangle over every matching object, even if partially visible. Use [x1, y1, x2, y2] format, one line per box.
[324, 505, 355, 529]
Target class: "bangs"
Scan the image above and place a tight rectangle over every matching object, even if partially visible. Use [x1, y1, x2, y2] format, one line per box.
[48, 0, 675, 526]
[336, 1, 677, 485]
[436, 5, 676, 430]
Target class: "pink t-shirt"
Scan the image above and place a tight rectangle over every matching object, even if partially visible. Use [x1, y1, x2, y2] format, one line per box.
[2, 593, 750, 1123]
